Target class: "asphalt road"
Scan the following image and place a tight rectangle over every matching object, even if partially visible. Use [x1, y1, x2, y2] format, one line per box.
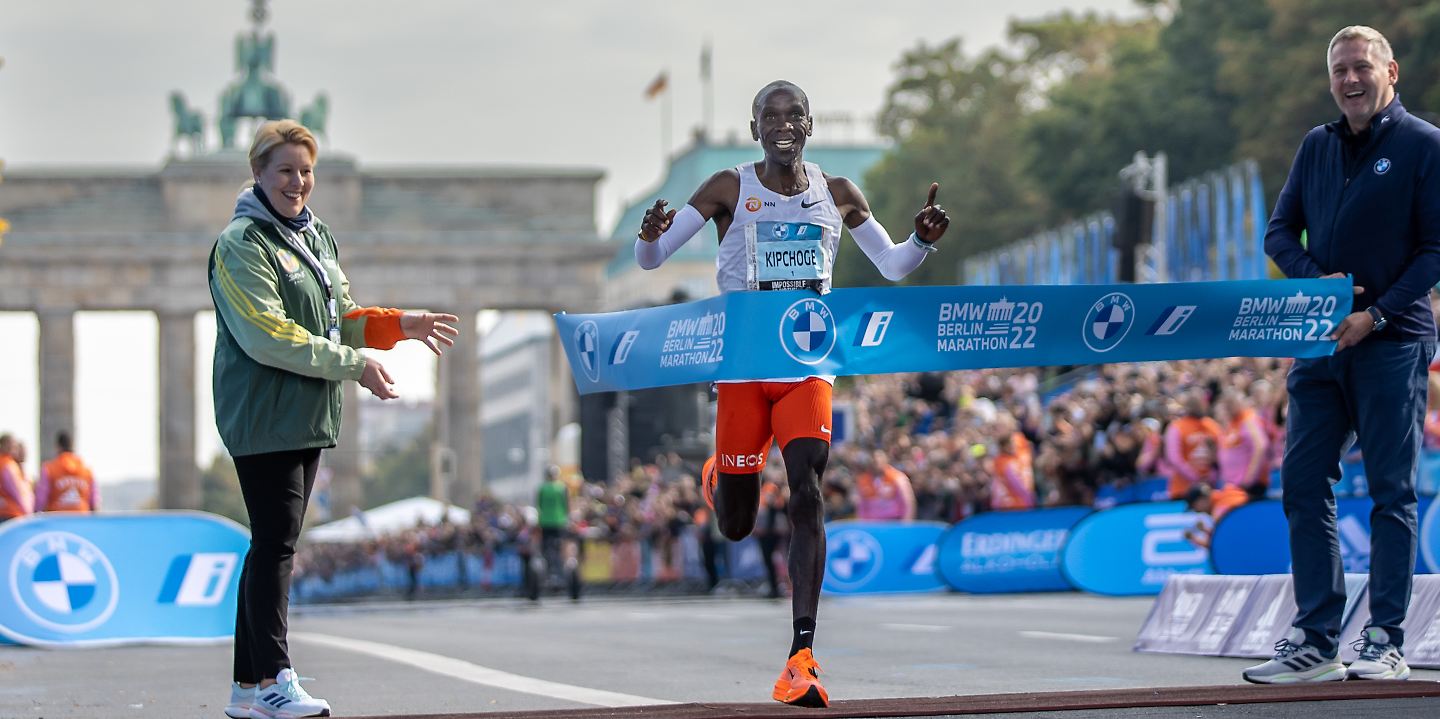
[2, 592, 1438, 718]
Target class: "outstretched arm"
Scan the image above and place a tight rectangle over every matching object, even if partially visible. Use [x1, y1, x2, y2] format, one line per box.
[830, 177, 950, 281]
[635, 170, 738, 269]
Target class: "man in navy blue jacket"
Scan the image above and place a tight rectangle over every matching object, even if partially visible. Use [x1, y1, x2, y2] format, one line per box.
[1246, 25, 1440, 685]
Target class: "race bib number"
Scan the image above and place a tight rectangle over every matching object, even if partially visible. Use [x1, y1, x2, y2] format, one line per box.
[755, 222, 828, 291]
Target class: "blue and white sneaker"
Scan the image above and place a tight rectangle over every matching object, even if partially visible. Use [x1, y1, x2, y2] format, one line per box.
[1347, 627, 1411, 680]
[1242, 628, 1346, 684]
[224, 682, 254, 718]
[250, 668, 331, 718]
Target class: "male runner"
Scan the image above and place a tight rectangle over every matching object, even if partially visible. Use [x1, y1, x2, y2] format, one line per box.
[635, 80, 949, 707]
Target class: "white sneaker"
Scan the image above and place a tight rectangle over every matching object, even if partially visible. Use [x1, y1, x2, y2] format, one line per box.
[1241, 628, 1345, 684]
[1348, 627, 1411, 680]
[224, 682, 254, 719]
[250, 668, 331, 718]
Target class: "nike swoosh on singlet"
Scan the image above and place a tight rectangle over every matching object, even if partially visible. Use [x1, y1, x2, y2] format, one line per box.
[800, 199, 823, 209]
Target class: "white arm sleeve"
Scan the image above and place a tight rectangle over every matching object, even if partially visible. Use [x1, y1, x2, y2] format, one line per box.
[849, 216, 935, 281]
[634, 204, 707, 269]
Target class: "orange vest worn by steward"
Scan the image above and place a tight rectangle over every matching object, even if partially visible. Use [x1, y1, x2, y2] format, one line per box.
[39, 452, 96, 513]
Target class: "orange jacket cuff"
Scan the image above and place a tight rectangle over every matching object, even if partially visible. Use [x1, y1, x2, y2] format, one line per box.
[345, 307, 406, 350]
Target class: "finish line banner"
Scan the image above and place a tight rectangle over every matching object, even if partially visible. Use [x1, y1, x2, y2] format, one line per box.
[555, 279, 1350, 393]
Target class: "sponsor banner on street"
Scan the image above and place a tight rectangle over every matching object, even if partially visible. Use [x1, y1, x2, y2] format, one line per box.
[1211, 498, 1434, 575]
[1061, 501, 1211, 596]
[0, 513, 249, 647]
[822, 521, 947, 595]
[936, 507, 1090, 593]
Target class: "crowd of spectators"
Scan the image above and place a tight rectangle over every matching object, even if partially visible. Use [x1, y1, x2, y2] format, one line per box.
[293, 357, 1328, 597]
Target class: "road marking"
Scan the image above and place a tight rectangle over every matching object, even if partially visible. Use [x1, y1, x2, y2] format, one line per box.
[293, 632, 673, 707]
[1018, 630, 1117, 643]
[881, 623, 952, 632]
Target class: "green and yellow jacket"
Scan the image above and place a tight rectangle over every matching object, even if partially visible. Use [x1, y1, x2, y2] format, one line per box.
[209, 189, 404, 457]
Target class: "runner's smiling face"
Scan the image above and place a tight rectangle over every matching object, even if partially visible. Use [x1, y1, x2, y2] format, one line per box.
[751, 88, 812, 165]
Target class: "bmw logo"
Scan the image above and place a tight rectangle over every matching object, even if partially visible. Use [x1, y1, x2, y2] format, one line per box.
[1375, 158, 1391, 175]
[825, 529, 884, 590]
[1082, 292, 1135, 353]
[573, 321, 601, 383]
[779, 298, 837, 366]
[9, 532, 119, 633]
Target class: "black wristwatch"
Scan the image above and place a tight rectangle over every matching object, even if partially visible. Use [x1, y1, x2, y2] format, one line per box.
[1367, 306, 1388, 332]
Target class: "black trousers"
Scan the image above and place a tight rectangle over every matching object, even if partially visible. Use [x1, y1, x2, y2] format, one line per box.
[233, 448, 321, 684]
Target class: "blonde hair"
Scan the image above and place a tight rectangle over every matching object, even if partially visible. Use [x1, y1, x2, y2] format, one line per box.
[1328, 25, 1394, 68]
[248, 119, 319, 175]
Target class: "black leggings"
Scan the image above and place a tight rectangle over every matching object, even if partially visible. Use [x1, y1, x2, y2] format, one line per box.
[232, 448, 321, 684]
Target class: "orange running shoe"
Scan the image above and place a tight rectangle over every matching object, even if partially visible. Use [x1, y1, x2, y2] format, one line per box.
[701, 455, 717, 511]
[772, 648, 829, 707]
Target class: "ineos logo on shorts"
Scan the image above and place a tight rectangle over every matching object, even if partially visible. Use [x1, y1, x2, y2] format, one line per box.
[1082, 292, 1135, 353]
[779, 298, 837, 365]
[720, 453, 765, 469]
[10, 532, 120, 633]
[573, 321, 601, 382]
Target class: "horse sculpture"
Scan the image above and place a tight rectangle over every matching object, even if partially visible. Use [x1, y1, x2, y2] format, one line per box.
[169, 92, 206, 157]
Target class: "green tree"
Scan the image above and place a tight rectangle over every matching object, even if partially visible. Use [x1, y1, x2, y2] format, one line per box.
[852, 40, 1047, 287]
[361, 422, 433, 509]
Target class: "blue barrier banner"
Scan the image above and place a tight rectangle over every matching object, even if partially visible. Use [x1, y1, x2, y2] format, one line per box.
[1212, 498, 1435, 575]
[936, 507, 1091, 593]
[0, 513, 249, 646]
[822, 521, 947, 595]
[555, 279, 1349, 393]
[1061, 501, 1211, 596]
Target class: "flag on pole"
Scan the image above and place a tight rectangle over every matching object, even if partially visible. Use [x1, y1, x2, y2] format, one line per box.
[644, 71, 669, 100]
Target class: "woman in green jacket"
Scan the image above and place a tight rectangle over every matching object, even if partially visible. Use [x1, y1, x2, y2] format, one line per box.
[210, 119, 458, 719]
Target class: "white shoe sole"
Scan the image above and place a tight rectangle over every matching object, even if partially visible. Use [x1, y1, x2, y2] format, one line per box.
[1242, 663, 1347, 684]
[1348, 666, 1411, 680]
[248, 706, 331, 719]
[224, 707, 250, 719]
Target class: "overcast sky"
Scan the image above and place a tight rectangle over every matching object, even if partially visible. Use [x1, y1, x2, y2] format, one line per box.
[0, 0, 1140, 484]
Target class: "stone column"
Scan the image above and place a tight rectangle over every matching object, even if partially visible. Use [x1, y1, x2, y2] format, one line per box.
[327, 380, 365, 517]
[446, 308, 482, 508]
[37, 310, 76, 464]
[158, 311, 200, 509]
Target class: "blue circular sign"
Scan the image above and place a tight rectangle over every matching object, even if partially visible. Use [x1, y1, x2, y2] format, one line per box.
[9, 532, 119, 633]
[779, 298, 837, 365]
[1082, 292, 1135, 353]
[573, 321, 601, 383]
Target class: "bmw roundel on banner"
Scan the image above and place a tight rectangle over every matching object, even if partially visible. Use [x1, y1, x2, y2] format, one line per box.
[937, 506, 1090, 593]
[780, 298, 836, 365]
[1082, 292, 1135, 352]
[1060, 501, 1211, 596]
[573, 320, 601, 382]
[822, 521, 946, 595]
[0, 513, 250, 646]
[1212, 497, 1434, 575]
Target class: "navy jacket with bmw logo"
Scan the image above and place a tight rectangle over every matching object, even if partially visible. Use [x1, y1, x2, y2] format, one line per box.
[1265, 96, 1440, 340]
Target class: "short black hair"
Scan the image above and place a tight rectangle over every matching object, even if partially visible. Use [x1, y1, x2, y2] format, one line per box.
[752, 80, 809, 119]
[57, 431, 72, 453]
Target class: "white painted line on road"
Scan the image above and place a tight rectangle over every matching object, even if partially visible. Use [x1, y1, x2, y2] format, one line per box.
[881, 623, 952, 632]
[1017, 630, 1118, 643]
[292, 631, 674, 707]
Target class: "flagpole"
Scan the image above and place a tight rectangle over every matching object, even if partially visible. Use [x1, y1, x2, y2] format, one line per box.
[701, 41, 713, 141]
[662, 75, 672, 159]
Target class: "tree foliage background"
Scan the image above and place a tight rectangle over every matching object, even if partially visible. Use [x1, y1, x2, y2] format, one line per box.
[841, 0, 1440, 287]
